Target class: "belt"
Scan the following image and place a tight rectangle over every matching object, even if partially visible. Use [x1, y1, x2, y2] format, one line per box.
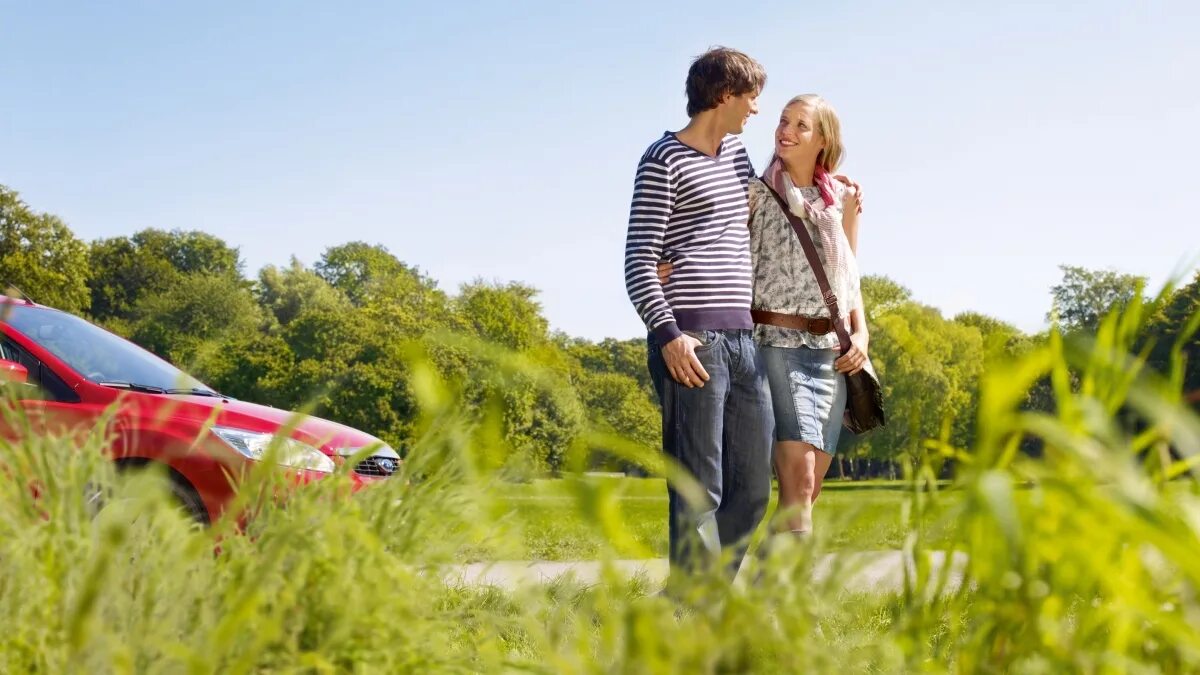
[751, 310, 839, 336]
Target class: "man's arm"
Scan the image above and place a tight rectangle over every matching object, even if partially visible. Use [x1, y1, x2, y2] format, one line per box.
[833, 175, 863, 255]
[624, 155, 709, 388]
[624, 156, 681, 344]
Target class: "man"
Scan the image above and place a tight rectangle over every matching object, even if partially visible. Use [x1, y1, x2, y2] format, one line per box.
[623, 47, 773, 579]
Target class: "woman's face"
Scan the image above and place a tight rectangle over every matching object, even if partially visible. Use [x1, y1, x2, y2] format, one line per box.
[775, 102, 824, 166]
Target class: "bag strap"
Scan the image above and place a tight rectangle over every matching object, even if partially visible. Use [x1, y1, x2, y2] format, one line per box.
[761, 181, 853, 354]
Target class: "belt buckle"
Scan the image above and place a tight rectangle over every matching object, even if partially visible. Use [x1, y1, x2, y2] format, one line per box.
[808, 317, 831, 335]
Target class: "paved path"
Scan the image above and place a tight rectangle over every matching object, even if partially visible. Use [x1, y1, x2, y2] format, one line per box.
[444, 550, 968, 593]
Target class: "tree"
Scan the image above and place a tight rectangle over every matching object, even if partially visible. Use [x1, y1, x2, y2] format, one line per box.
[557, 335, 654, 398]
[841, 301, 984, 477]
[129, 274, 264, 369]
[89, 228, 246, 326]
[1145, 271, 1200, 396]
[861, 275, 913, 319]
[1048, 265, 1146, 332]
[953, 311, 1032, 358]
[0, 184, 91, 313]
[315, 242, 453, 336]
[271, 300, 419, 449]
[88, 236, 177, 326]
[316, 242, 423, 305]
[257, 258, 350, 327]
[131, 228, 243, 278]
[574, 370, 660, 470]
[456, 281, 549, 351]
[195, 332, 294, 404]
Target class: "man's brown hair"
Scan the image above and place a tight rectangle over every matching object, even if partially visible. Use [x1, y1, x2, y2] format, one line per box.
[685, 47, 766, 117]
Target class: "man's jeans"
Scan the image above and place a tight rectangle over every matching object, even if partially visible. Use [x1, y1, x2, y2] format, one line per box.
[647, 329, 773, 578]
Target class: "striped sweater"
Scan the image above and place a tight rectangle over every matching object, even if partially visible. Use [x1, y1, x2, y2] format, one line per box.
[623, 132, 756, 344]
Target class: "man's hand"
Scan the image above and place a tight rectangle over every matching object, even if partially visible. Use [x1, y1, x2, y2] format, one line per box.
[832, 174, 864, 214]
[657, 261, 674, 284]
[835, 331, 869, 375]
[662, 334, 710, 388]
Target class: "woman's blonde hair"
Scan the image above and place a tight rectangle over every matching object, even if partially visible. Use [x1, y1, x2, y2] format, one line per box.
[785, 94, 844, 171]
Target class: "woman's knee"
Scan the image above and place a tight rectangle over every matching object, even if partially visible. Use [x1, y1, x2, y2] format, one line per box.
[797, 462, 819, 498]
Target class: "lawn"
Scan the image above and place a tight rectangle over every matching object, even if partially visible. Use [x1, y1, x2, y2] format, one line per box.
[480, 476, 961, 561]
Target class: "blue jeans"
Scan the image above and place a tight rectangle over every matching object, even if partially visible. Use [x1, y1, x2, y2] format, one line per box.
[760, 345, 848, 454]
[647, 329, 774, 577]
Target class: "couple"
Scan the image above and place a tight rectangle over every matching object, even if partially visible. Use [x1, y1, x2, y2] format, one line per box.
[623, 47, 870, 579]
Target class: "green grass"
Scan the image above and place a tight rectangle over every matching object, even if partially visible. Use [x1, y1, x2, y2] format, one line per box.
[484, 476, 960, 560]
[2, 294, 1199, 671]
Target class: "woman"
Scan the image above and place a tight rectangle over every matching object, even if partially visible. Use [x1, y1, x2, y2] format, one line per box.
[660, 93, 869, 538]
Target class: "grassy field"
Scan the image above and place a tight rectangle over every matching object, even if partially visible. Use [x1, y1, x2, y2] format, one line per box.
[481, 476, 960, 561]
[3, 297, 1199, 671]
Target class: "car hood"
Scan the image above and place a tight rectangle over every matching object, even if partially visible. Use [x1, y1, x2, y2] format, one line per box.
[165, 394, 395, 458]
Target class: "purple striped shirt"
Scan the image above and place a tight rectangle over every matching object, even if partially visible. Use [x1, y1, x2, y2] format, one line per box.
[623, 132, 756, 343]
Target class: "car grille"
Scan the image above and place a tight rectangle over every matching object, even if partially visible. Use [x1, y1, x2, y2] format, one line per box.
[354, 455, 401, 477]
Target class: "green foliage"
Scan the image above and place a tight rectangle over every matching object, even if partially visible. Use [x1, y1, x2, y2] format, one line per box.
[88, 228, 245, 326]
[3, 285, 1200, 671]
[854, 302, 984, 463]
[129, 273, 265, 368]
[0, 185, 91, 313]
[1144, 271, 1200, 397]
[456, 280, 549, 351]
[257, 257, 351, 327]
[559, 335, 654, 397]
[6, 180, 1200, 669]
[861, 274, 913, 318]
[6, 181, 1198, 482]
[1048, 264, 1147, 332]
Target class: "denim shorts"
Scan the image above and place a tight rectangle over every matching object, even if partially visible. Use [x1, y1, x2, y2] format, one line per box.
[759, 345, 847, 454]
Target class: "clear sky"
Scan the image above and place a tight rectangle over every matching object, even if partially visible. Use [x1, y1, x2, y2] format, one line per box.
[4, 1, 1198, 340]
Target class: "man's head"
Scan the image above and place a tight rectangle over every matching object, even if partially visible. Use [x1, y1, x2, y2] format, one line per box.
[685, 47, 766, 134]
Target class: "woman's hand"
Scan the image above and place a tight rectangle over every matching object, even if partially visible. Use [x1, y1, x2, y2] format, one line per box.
[835, 331, 869, 375]
[657, 261, 674, 284]
[833, 174, 864, 214]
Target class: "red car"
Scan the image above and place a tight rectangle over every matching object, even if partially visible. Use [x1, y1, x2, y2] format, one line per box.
[0, 295, 400, 523]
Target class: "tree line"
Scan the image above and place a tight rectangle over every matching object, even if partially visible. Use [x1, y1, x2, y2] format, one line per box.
[2, 184, 1197, 478]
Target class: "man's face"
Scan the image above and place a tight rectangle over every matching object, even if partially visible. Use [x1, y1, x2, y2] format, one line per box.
[721, 91, 759, 135]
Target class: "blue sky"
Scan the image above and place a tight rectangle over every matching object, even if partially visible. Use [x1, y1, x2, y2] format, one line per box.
[3, 1, 1198, 340]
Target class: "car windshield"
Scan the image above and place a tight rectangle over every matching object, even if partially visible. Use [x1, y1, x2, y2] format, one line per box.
[1, 304, 210, 393]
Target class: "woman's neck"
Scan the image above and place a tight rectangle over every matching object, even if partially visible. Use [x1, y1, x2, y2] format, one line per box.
[782, 158, 816, 187]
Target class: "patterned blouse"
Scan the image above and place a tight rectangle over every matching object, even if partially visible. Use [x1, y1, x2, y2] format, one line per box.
[748, 178, 863, 350]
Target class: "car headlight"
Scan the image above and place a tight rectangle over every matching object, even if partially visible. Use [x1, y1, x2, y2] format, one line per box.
[335, 443, 400, 460]
[211, 426, 335, 474]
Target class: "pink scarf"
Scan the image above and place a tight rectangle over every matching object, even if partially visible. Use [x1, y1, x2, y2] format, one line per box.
[761, 154, 837, 209]
[760, 154, 859, 313]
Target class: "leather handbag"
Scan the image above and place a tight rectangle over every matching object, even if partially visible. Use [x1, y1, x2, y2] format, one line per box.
[761, 183, 885, 434]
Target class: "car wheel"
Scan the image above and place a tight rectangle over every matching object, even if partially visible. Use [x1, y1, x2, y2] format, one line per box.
[94, 460, 210, 526]
[167, 476, 209, 526]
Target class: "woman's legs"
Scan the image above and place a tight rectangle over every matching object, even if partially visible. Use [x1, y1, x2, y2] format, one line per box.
[761, 344, 844, 537]
[810, 448, 834, 504]
[773, 441, 834, 534]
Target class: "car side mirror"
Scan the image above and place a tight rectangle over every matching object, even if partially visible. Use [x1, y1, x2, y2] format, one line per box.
[0, 359, 29, 385]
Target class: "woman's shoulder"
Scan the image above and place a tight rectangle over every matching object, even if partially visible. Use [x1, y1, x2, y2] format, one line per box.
[748, 178, 776, 213]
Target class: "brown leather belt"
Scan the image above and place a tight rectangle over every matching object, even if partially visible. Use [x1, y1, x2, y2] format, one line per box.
[751, 310, 838, 336]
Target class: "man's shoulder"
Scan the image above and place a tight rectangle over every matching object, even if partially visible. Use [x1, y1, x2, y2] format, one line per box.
[639, 132, 683, 165]
[722, 134, 755, 174]
[722, 133, 746, 148]
[723, 134, 752, 154]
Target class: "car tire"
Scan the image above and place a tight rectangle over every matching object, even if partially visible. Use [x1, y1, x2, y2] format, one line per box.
[100, 459, 210, 526]
[167, 475, 209, 526]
